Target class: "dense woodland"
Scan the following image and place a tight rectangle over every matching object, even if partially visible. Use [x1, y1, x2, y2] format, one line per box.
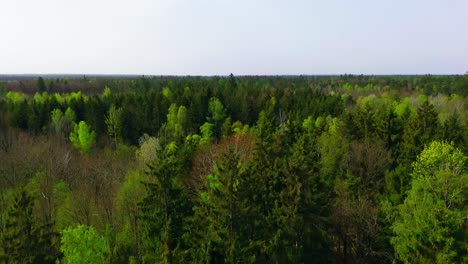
[0, 75, 467, 263]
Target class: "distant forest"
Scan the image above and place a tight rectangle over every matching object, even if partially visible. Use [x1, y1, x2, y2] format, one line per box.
[0, 75, 467, 263]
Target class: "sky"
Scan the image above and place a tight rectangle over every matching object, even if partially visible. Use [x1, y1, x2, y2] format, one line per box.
[0, 0, 467, 75]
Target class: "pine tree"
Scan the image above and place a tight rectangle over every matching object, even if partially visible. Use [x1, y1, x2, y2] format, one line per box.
[139, 145, 192, 263]
[0, 189, 57, 263]
[37, 77, 46, 93]
[190, 148, 257, 263]
[288, 129, 332, 262]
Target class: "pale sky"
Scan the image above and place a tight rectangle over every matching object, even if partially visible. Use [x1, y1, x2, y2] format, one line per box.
[0, 0, 467, 75]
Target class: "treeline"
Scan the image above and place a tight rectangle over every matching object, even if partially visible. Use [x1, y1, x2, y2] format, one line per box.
[0, 75, 467, 263]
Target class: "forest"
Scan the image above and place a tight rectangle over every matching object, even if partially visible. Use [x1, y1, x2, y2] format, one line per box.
[0, 74, 467, 263]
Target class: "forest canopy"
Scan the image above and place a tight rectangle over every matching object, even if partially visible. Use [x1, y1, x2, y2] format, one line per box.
[0, 74, 467, 263]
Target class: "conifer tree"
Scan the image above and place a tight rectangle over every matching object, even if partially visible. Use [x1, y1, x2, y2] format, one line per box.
[139, 144, 192, 263]
[37, 77, 46, 93]
[0, 190, 57, 263]
[190, 148, 256, 263]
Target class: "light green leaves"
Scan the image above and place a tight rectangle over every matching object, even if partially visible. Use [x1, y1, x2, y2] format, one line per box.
[200, 122, 214, 144]
[412, 141, 466, 180]
[208, 97, 226, 124]
[51, 107, 76, 135]
[165, 104, 188, 140]
[60, 225, 110, 264]
[391, 141, 467, 263]
[69, 121, 96, 155]
[51, 109, 64, 134]
[105, 104, 123, 144]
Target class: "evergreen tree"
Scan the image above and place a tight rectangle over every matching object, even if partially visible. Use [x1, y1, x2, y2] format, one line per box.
[288, 129, 332, 262]
[0, 189, 57, 263]
[190, 148, 256, 263]
[139, 144, 192, 263]
[438, 112, 466, 152]
[37, 77, 46, 93]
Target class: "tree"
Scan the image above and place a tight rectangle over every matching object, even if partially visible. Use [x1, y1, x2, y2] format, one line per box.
[0, 189, 57, 263]
[190, 148, 252, 263]
[348, 139, 391, 196]
[63, 107, 77, 136]
[208, 97, 226, 138]
[115, 170, 146, 262]
[48, 107, 78, 140]
[288, 129, 332, 262]
[438, 113, 466, 152]
[37, 77, 46, 93]
[51, 109, 64, 134]
[60, 225, 110, 264]
[199, 122, 214, 145]
[163, 104, 188, 142]
[391, 141, 467, 263]
[139, 145, 192, 263]
[330, 182, 383, 263]
[64, 107, 76, 123]
[105, 104, 123, 147]
[135, 135, 160, 170]
[69, 121, 96, 155]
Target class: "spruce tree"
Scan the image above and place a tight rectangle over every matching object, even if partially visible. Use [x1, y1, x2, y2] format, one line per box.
[139, 144, 192, 263]
[190, 148, 255, 263]
[0, 189, 57, 263]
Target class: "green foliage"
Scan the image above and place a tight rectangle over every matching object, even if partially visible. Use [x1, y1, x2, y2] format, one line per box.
[54, 93, 65, 105]
[231, 120, 249, 135]
[60, 225, 110, 264]
[139, 145, 192, 263]
[52, 181, 73, 230]
[1, 75, 468, 263]
[164, 104, 188, 141]
[69, 121, 96, 154]
[51, 109, 64, 134]
[135, 135, 160, 169]
[6, 91, 27, 104]
[412, 141, 466, 179]
[302, 116, 314, 131]
[33, 92, 48, 105]
[190, 148, 253, 263]
[394, 98, 415, 118]
[208, 97, 226, 123]
[0, 189, 57, 263]
[105, 104, 123, 145]
[317, 122, 349, 181]
[51, 107, 76, 137]
[208, 97, 226, 137]
[64, 107, 76, 123]
[391, 142, 467, 263]
[102, 86, 112, 98]
[37, 77, 47, 93]
[162, 87, 173, 101]
[199, 122, 214, 144]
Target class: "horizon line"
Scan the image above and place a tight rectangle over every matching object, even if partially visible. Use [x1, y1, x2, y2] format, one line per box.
[1, 73, 466, 78]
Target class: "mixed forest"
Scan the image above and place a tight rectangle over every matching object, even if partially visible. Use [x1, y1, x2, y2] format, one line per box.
[0, 74, 467, 263]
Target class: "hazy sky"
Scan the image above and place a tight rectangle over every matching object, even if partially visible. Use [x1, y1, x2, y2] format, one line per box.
[0, 0, 467, 75]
